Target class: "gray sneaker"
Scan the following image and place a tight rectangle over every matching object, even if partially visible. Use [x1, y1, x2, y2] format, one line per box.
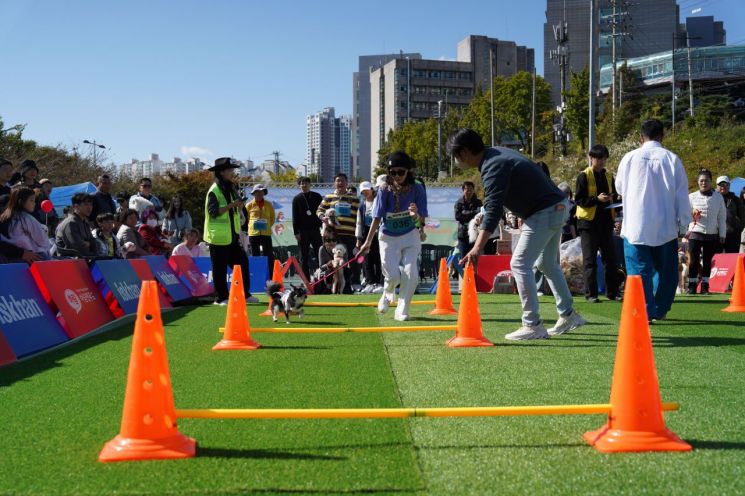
[505, 323, 549, 340]
[547, 311, 587, 336]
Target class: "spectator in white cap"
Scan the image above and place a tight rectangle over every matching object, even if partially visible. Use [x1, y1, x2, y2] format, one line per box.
[245, 183, 275, 271]
[716, 175, 745, 253]
[356, 181, 383, 292]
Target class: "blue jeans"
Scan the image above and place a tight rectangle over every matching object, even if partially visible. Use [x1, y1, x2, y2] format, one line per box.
[511, 200, 574, 326]
[623, 238, 678, 320]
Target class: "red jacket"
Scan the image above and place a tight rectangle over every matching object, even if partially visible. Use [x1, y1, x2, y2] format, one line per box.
[137, 225, 168, 255]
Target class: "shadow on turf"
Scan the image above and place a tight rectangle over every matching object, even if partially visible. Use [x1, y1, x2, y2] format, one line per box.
[0, 308, 192, 387]
[688, 439, 745, 450]
[259, 345, 331, 350]
[652, 335, 745, 347]
[198, 446, 345, 460]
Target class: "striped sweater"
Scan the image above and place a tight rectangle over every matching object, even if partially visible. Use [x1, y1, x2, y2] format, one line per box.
[316, 192, 360, 237]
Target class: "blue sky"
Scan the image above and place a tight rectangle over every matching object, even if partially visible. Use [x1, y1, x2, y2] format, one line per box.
[1, 0, 743, 170]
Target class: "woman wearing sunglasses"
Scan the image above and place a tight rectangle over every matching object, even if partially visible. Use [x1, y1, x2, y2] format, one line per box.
[358, 151, 428, 321]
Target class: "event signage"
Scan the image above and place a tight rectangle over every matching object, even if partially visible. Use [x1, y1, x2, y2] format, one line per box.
[708, 254, 743, 293]
[0, 330, 16, 366]
[91, 260, 145, 316]
[0, 263, 69, 357]
[128, 259, 173, 309]
[30, 260, 114, 339]
[168, 256, 214, 297]
[193, 256, 268, 294]
[144, 256, 192, 302]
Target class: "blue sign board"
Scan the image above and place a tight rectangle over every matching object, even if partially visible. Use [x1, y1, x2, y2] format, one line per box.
[91, 260, 143, 315]
[144, 256, 192, 302]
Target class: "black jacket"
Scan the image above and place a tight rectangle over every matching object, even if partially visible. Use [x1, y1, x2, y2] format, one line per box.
[574, 168, 618, 230]
[454, 196, 483, 240]
[292, 191, 323, 235]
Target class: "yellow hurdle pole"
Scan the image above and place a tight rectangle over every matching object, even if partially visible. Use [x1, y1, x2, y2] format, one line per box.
[300, 300, 437, 307]
[176, 402, 679, 419]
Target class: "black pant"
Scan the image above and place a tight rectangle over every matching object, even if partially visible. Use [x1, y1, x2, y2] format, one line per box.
[457, 238, 474, 259]
[721, 232, 741, 254]
[210, 239, 251, 301]
[297, 229, 323, 279]
[363, 233, 383, 285]
[338, 234, 360, 290]
[249, 235, 274, 274]
[688, 237, 717, 281]
[579, 226, 619, 299]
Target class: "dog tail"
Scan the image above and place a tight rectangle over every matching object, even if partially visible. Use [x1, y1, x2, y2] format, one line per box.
[266, 280, 282, 296]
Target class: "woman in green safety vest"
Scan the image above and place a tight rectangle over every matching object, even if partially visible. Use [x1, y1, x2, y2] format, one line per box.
[204, 157, 259, 305]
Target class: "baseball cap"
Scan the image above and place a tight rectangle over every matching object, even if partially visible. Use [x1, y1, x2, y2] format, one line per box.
[716, 175, 730, 185]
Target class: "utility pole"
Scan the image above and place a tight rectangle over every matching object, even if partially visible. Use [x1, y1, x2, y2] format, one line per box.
[437, 100, 443, 177]
[489, 47, 495, 147]
[611, 0, 617, 114]
[588, 0, 596, 151]
[550, 16, 569, 155]
[606, 0, 632, 117]
[83, 139, 106, 169]
[531, 67, 536, 159]
[272, 150, 280, 175]
[671, 32, 676, 132]
[686, 33, 695, 117]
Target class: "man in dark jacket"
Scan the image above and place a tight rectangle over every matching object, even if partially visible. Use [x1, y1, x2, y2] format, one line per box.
[90, 174, 118, 226]
[292, 176, 323, 278]
[574, 144, 620, 302]
[0, 157, 13, 197]
[448, 128, 586, 341]
[55, 193, 97, 258]
[716, 176, 745, 253]
[454, 181, 482, 258]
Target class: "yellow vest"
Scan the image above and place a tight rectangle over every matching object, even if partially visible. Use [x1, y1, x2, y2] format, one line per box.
[203, 183, 240, 245]
[576, 167, 615, 221]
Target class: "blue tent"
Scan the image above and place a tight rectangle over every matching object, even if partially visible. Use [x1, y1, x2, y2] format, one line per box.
[729, 177, 745, 197]
[49, 182, 97, 215]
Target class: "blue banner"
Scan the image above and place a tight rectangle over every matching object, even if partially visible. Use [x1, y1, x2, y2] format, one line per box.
[0, 264, 69, 357]
[91, 260, 143, 315]
[193, 256, 268, 294]
[144, 256, 193, 302]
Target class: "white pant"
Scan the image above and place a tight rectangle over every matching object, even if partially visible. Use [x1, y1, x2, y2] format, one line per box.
[379, 229, 421, 316]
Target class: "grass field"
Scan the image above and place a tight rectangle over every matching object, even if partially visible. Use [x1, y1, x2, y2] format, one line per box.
[1, 292, 744, 495]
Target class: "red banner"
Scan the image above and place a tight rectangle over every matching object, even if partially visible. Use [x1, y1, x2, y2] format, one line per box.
[168, 255, 214, 297]
[0, 329, 16, 367]
[128, 259, 173, 309]
[708, 254, 743, 293]
[30, 260, 114, 339]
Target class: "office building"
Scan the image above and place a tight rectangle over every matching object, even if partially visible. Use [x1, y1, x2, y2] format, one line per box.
[335, 114, 352, 178]
[684, 16, 726, 48]
[306, 107, 352, 182]
[457, 35, 535, 90]
[353, 53, 421, 181]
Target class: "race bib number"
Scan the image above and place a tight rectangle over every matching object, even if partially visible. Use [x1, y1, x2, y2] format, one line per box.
[335, 202, 351, 217]
[385, 211, 415, 234]
[253, 219, 268, 231]
[364, 212, 373, 227]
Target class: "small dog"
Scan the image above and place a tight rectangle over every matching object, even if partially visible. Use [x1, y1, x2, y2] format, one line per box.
[468, 212, 484, 244]
[266, 281, 308, 324]
[331, 244, 347, 294]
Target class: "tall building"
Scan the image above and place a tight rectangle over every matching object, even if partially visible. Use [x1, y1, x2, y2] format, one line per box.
[335, 114, 352, 178]
[457, 35, 535, 90]
[543, 0, 680, 106]
[684, 16, 726, 48]
[353, 53, 421, 181]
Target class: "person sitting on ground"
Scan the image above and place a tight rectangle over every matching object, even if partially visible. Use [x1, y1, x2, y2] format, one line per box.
[116, 208, 150, 258]
[92, 212, 121, 258]
[55, 193, 97, 258]
[137, 208, 171, 256]
[0, 187, 51, 260]
[171, 228, 203, 257]
[34, 178, 59, 234]
[315, 232, 345, 294]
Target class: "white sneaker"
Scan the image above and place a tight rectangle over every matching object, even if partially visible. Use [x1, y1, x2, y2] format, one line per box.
[245, 295, 259, 303]
[505, 323, 549, 340]
[372, 284, 384, 294]
[213, 299, 228, 306]
[351, 284, 363, 293]
[547, 311, 587, 336]
[394, 312, 410, 322]
[378, 294, 391, 313]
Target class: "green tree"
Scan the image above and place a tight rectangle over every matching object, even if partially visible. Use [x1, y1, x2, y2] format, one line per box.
[563, 67, 589, 152]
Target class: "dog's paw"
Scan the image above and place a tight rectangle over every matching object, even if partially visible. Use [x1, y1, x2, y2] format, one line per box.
[285, 320, 290, 325]
[272, 317, 278, 322]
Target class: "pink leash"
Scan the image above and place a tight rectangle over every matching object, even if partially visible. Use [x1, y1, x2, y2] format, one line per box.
[308, 255, 365, 288]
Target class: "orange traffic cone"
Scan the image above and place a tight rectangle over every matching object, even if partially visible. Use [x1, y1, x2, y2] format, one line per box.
[723, 255, 745, 313]
[584, 275, 691, 453]
[213, 265, 261, 350]
[446, 262, 493, 347]
[430, 258, 457, 315]
[260, 259, 284, 317]
[99, 281, 196, 462]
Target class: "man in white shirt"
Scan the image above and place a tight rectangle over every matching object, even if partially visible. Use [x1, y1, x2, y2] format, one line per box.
[616, 119, 691, 322]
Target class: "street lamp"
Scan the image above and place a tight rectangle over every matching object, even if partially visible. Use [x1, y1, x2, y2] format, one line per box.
[83, 139, 106, 168]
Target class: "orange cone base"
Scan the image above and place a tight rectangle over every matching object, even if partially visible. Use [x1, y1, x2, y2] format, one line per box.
[446, 335, 494, 347]
[99, 434, 196, 462]
[584, 425, 692, 453]
[430, 307, 457, 315]
[212, 338, 261, 350]
[722, 304, 745, 313]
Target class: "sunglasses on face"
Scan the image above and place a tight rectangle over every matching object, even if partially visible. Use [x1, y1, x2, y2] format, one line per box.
[388, 168, 407, 177]
[324, 239, 337, 243]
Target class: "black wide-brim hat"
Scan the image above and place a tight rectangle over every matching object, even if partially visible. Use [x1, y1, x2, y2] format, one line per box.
[208, 157, 241, 172]
[386, 151, 415, 169]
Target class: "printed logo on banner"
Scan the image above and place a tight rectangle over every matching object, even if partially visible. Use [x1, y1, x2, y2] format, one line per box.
[64, 287, 97, 314]
[0, 295, 44, 325]
[113, 281, 140, 302]
[156, 270, 181, 286]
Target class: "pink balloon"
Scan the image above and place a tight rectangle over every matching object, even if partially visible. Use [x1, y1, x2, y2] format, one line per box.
[41, 199, 54, 213]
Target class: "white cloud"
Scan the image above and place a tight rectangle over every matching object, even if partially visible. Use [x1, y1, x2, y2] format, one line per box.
[180, 146, 213, 158]
[438, 55, 455, 62]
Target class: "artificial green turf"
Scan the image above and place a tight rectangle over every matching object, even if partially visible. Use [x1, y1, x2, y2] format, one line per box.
[1, 293, 744, 495]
